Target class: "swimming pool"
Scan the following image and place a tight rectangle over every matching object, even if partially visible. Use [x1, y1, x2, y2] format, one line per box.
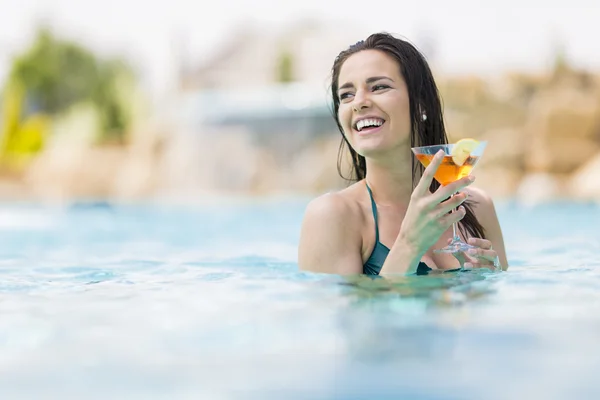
[0, 198, 599, 399]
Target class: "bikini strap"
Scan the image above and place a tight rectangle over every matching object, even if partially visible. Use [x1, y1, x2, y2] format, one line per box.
[365, 183, 380, 243]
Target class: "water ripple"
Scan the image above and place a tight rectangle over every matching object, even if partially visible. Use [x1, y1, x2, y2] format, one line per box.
[0, 202, 598, 399]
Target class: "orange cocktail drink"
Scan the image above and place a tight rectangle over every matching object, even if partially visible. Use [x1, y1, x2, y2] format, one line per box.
[411, 138, 487, 254]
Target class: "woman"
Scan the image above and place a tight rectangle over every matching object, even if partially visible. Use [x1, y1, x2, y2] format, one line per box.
[298, 32, 508, 276]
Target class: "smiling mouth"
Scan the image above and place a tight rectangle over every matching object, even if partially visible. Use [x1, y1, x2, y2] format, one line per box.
[354, 118, 385, 132]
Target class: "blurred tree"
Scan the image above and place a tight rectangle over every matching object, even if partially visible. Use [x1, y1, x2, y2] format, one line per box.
[92, 58, 137, 142]
[9, 28, 98, 114]
[276, 49, 295, 83]
[2, 26, 137, 152]
[552, 41, 570, 79]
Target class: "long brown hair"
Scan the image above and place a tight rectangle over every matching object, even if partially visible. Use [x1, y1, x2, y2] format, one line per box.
[329, 32, 485, 240]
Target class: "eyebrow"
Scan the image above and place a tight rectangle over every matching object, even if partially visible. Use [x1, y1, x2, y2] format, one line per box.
[339, 76, 394, 91]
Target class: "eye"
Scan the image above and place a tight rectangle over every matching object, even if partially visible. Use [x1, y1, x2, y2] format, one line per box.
[339, 92, 354, 101]
[372, 84, 390, 91]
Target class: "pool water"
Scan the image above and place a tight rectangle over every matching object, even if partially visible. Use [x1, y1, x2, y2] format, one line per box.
[0, 198, 599, 399]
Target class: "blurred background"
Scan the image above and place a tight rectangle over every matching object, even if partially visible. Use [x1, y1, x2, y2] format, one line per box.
[1, 0, 599, 206]
[2, 4, 600, 398]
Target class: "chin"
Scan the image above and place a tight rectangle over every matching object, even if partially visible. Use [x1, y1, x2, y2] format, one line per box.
[355, 143, 391, 158]
[356, 137, 406, 158]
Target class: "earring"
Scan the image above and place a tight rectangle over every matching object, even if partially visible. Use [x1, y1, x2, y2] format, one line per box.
[421, 113, 427, 121]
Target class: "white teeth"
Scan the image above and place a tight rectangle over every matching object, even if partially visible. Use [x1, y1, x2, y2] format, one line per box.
[356, 118, 384, 131]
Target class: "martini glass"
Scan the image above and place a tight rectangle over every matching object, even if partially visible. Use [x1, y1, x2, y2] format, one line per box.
[411, 141, 487, 254]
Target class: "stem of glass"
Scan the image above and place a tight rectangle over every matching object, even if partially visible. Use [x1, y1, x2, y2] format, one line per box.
[451, 191, 460, 243]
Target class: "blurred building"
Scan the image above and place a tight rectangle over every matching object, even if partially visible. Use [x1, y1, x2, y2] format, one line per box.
[173, 20, 365, 151]
[178, 19, 363, 91]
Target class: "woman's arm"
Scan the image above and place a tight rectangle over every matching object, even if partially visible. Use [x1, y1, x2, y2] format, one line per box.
[466, 187, 509, 270]
[381, 151, 475, 275]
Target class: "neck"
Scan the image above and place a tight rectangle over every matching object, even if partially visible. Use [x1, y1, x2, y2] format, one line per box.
[364, 150, 415, 206]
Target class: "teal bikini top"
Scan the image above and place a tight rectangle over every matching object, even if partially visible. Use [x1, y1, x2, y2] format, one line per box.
[363, 184, 432, 276]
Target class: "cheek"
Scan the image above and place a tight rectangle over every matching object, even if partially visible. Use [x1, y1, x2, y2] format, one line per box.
[388, 98, 411, 131]
[338, 107, 353, 134]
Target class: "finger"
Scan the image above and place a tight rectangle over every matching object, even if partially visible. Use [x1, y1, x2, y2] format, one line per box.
[431, 176, 475, 203]
[466, 254, 497, 267]
[451, 250, 469, 266]
[438, 205, 466, 229]
[446, 175, 476, 194]
[413, 150, 445, 197]
[451, 246, 477, 261]
[466, 248, 497, 262]
[435, 192, 468, 217]
[467, 238, 492, 250]
[450, 247, 465, 257]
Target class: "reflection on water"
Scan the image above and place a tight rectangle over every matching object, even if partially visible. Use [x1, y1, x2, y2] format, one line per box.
[0, 201, 599, 399]
[340, 269, 493, 300]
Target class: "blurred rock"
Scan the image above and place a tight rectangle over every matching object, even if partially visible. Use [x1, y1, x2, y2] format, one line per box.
[289, 136, 346, 193]
[0, 179, 30, 201]
[438, 77, 489, 109]
[3, 65, 600, 204]
[24, 144, 124, 202]
[158, 126, 261, 196]
[479, 128, 525, 167]
[112, 124, 165, 201]
[525, 88, 600, 174]
[568, 153, 600, 202]
[515, 172, 566, 206]
[528, 137, 599, 174]
[473, 167, 522, 199]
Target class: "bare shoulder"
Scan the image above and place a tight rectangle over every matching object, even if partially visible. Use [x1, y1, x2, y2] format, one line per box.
[302, 184, 366, 229]
[464, 186, 497, 221]
[304, 191, 357, 222]
[465, 186, 493, 204]
[298, 187, 364, 275]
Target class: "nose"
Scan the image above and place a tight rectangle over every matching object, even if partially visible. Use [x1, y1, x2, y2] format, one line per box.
[352, 89, 371, 112]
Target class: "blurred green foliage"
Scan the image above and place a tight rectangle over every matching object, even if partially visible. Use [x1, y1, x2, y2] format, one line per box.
[3, 27, 137, 148]
[276, 49, 295, 83]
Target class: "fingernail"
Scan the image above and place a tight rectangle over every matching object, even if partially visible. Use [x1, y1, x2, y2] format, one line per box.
[468, 249, 477, 255]
[468, 176, 476, 182]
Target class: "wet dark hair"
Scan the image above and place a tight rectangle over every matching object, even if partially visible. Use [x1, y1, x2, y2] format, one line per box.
[329, 32, 485, 240]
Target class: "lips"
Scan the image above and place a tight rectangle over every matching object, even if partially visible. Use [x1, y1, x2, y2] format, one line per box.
[353, 117, 385, 132]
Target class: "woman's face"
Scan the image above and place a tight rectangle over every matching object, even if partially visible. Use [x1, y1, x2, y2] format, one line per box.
[336, 49, 412, 157]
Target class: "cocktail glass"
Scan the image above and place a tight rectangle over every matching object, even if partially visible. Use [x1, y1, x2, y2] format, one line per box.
[411, 140, 487, 254]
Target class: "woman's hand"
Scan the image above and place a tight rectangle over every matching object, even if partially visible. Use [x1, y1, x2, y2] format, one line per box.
[450, 237, 503, 271]
[395, 150, 475, 259]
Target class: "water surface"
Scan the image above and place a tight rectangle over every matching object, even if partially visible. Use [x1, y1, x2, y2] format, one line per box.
[0, 199, 599, 399]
